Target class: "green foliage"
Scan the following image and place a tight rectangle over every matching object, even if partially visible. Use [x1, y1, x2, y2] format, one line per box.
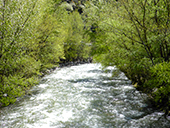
[35, 13, 65, 70]
[145, 62, 170, 110]
[0, 0, 92, 107]
[84, 0, 170, 112]
[0, 0, 66, 106]
[0, 74, 38, 106]
[62, 11, 91, 61]
[0, 0, 41, 106]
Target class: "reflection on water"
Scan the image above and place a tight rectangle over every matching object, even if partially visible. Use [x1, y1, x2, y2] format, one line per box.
[0, 63, 170, 128]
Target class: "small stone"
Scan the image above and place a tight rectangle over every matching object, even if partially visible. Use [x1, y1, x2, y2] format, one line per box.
[3, 93, 7, 97]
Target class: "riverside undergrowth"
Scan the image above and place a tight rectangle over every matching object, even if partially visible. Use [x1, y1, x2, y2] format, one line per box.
[83, 0, 170, 116]
[0, 0, 91, 107]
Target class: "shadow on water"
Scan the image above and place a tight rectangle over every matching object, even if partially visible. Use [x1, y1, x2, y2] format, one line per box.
[68, 75, 131, 87]
[88, 69, 105, 73]
[88, 68, 115, 74]
[68, 78, 97, 83]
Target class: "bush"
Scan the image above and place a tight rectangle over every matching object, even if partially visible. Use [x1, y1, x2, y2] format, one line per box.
[83, 0, 170, 113]
[145, 62, 170, 111]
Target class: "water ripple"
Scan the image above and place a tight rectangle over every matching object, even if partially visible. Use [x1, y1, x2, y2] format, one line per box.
[0, 63, 169, 128]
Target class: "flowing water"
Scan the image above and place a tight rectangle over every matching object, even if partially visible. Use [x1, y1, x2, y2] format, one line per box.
[0, 63, 170, 128]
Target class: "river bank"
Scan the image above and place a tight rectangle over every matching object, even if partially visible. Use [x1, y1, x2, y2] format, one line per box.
[40, 57, 93, 77]
[0, 57, 92, 108]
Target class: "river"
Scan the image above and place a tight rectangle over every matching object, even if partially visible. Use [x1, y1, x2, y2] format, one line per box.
[0, 63, 170, 128]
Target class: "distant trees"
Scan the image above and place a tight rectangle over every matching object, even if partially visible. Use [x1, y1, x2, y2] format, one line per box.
[63, 11, 91, 62]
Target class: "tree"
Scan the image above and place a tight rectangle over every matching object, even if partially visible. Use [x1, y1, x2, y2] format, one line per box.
[84, 0, 170, 114]
[0, 0, 66, 106]
[62, 11, 91, 62]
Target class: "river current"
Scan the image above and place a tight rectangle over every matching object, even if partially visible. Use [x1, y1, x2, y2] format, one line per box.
[0, 63, 170, 128]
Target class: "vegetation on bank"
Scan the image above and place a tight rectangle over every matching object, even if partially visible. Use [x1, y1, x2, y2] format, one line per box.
[85, 0, 170, 116]
[0, 0, 170, 118]
[0, 0, 91, 107]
